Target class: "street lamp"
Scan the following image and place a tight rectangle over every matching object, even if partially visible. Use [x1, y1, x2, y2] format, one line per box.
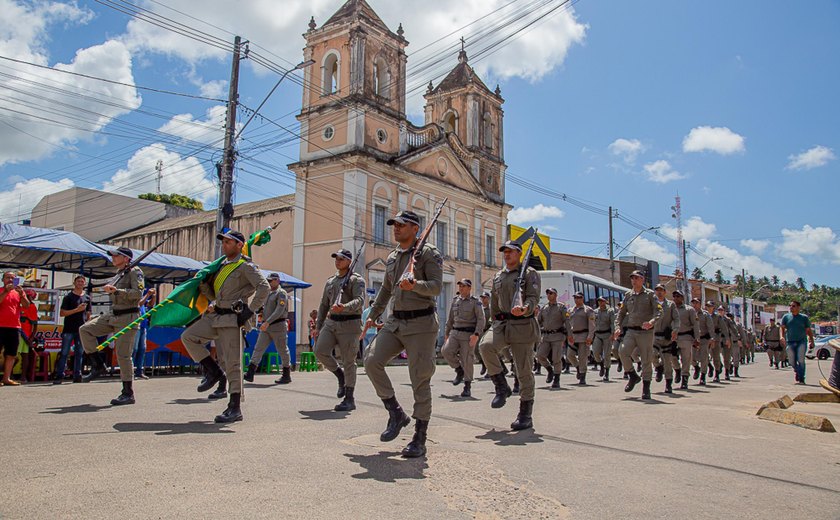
[614, 226, 660, 258]
[235, 59, 315, 141]
[696, 257, 723, 275]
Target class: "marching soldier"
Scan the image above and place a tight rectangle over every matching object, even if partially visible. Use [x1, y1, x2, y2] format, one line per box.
[652, 284, 679, 393]
[442, 279, 485, 398]
[725, 312, 742, 378]
[314, 248, 366, 411]
[710, 304, 730, 382]
[536, 288, 571, 388]
[613, 270, 662, 400]
[479, 240, 541, 430]
[592, 296, 615, 382]
[246, 272, 292, 385]
[80, 246, 143, 406]
[567, 291, 595, 385]
[691, 297, 714, 386]
[363, 210, 442, 458]
[613, 301, 628, 377]
[673, 291, 699, 390]
[181, 230, 269, 423]
[762, 318, 783, 369]
[478, 290, 491, 376]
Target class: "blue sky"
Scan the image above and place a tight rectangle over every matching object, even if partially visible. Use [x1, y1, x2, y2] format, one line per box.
[1, 0, 838, 286]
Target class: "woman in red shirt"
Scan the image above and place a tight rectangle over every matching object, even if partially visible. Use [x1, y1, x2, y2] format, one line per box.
[19, 289, 39, 382]
[0, 272, 31, 386]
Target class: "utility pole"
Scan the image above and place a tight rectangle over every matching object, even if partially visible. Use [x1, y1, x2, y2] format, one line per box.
[155, 160, 163, 196]
[608, 206, 615, 283]
[215, 35, 243, 258]
[682, 239, 689, 297]
[742, 268, 747, 328]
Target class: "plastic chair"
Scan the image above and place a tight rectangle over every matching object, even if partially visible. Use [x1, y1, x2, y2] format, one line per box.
[242, 352, 251, 369]
[33, 351, 51, 381]
[264, 352, 280, 374]
[299, 351, 318, 372]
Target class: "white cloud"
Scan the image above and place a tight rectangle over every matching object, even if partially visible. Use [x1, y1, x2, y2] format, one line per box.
[0, 177, 74, 222]
[694, 238, 796, 280]
[778, 225, 840, 265]
[507, 204, 564, 225]
[624, 236, 677, 266]
[661, 216, 716, 243]
[786, 145, 836, 171]
[642, 160, 686, 183]
[608, 138, 643, 163]
[157, 105, 227, 147]
[682, 126, 745, 155]
[740, 239, 770, 254]
[102, 144, 216, 203]
[0, 1, 140, 166]
[118, 0, 586, 114]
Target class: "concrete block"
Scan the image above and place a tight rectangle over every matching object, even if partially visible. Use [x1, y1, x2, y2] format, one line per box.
[758, 407, 836, 432]
[755, 395, 795, 415]
[793, 392, 840, 403]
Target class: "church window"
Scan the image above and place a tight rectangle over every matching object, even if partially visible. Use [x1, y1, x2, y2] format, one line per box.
[374, 205, 387, 243]
[322, 51, 340, 95]
[323, 125, 335, 141]
[483, 112, 493, 149]
[376, 128, 388, 144]
[442, 111, 457, 134]
[373, 56, 390, 99]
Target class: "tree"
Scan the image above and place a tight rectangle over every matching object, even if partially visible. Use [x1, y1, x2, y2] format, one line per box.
[139, 193, 203, 210]
[714, 270, 726, 284]
[770, 275, 779, 289]
[795, 277, 806, 291]
[691, 267, 704, 280]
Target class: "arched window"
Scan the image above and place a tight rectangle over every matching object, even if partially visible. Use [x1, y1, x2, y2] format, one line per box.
[373, 56, 390, 99]
[483, 112, 493, 149]
[322, 51, 340, 95]
[442, 110, 458, 134]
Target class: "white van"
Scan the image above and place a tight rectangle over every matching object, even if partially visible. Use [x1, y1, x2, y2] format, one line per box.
[536, 270, 629, 309]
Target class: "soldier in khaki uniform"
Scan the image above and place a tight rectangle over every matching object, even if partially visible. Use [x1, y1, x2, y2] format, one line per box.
[479, 240, 541, 430]
[614, 270, 662, 399]
[567, 291, 595, 385]
[363, 210, 442, 458]
[246, 272, 291, 385]
[478, 290, 491, 376]
[181, 230, 269, 423]
[652, 284, 679, 393]
[442, 278, 485, 398]
[592, 296, 615, 382]
[710, 304, 730, 382]
[729, 314, 744, 377]
[762, 318, 783, 369]
[691, 297, 714, 386]
[672, 291, 699, 390]
[536, 287, 571, 388]
[723, 312, 740, 379]
[314, 248, 366, 411]
[80, 246, 143, 406]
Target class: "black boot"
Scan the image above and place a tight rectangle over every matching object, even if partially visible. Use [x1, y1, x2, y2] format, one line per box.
[725, 368, 731, 381]
[401, 420, 428, 458]
[636, 361, 642, 372]
[708, 364, 714, 377]
[699, 373, 707, 386]
[380, 396, 411, 442]
[501, 363, 509, 376]
[197, 357, 223, 393]
[603, 368, 610, 382]
[664, 379, 673, 394]
[551, 374, 560, 389]
[453, 366, 464, 386]
[624, 372, 630, 379]
[275, 366, 291, 384]
[545, 366, 554, 384]
[624, 370, 641, 392]
[110, 381, 135, 405]
[642, 380, 651, 399]
[512, 376, 520, 394]
[680, 375, 689, 390]
[82, 352, 107, 383]
[491, 373, 512, 408]
[243, 363, 258, 383]
[460, 380, 472, 398]
[214, 392, 243, 423]
[479, 361, 487, 376]
[208, 375, 227, 400]
[693, 365, 700, 380]
[578, 373, 586, 385]
[714, 369, 721, 383]
[533, 359, 542, 375]
[734, 366, 740, 378]
[655, 365, 664, 383]
[774, 362, 779, 370]
[510, 400, 534, 431]
[617, 359, 623, 372]
[334, 386, 356, 411]
[333, 368, 346, 398]
[599, 363, 605, 378]
[563, 359, 571, 374]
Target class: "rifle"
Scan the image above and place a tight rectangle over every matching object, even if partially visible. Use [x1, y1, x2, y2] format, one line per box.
[399, 197, 448, 284]
[98, 233, 174, 288]
[333, 242, 366, 307]
[511, 227, 538, 311]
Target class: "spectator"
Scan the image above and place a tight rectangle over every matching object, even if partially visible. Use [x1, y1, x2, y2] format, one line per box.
[133, 288, 155, 380]
[780, 300, 815, 385]
[308, 309, 318, 352]
[54, 275, 89, 384]
[18, 288, 39, 382]
[0, 271, 31, 386]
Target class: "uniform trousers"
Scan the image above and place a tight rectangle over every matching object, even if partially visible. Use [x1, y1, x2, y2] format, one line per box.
[252, 323, 290, 368]
[315, 322, 360, 388]
[619, 329, 654, 381]
[441, 330, 476, 382]
[80, 313, 137, 383]
[182, 316, 243, 394]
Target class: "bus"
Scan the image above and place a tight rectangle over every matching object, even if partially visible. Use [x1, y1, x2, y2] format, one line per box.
[536, 270, 629, 309]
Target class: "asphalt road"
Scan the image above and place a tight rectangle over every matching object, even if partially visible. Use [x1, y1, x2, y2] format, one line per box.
[2, 356, 839, 520]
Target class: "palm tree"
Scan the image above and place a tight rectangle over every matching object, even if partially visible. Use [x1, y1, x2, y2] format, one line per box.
[692, 267, 704, 280]
[771, 275, 779, 288]
[795, 277, 806, 291]
[714, 270, 726, 284]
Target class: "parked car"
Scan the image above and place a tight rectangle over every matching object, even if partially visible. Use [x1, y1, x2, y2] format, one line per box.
[807, 335, 839, 360]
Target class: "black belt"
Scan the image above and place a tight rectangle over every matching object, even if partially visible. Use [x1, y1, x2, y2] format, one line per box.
[654, 332, 667, 337]
[678, 331, 695, 336]
[700, 334, 711, 340]
[453, 326, 477, 333]
[595, 329, 611, 334]
[541, 328, 566, 334]
[393, 307, 435, 320]
[495, 313, 531, 321]
[572, 329, 589, 334]
[214, 307, 236, 315]
[113, 307, 139, 316]
[329, 314, 361, 322]
[625, 326, 644, 331]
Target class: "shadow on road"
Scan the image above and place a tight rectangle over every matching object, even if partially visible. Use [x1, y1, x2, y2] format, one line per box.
[243, 383, 278, 389]
[476, 428, 545, 446]
[299, 409, 351, 421]
[344, 451, 427, 482]
[167, 398, 213, 405]
[40, 404, 111, 414]
[438, 393, 480, 402]
[112, 421, 234, 435]
[621, 397, 672, 405]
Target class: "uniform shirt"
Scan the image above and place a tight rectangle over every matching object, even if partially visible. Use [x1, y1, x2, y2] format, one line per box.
[762, 324, 782, 342]
[593, 306, 615, 335]
[675, 304, 699, 341]
[654, 298, 680, 336]
[538, 302, 571, 340]
[490, 265, 540, 318]
[725, 317, 740, 345]
[697, 310, 714, 339]
[444, 295, 485, 336]
[712, 313, 729, 344]
[111, 266, 144, 313]
[316, 271, 365, 331]
[616, 288, 662, 329]
[263, 285, 290, 328]
[568, 304, 595, 343]
[781, 313, 811, 342]
[482, 304, 491, 332]
[369, 243, 443, 321]
[199, 254, 269, 312]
